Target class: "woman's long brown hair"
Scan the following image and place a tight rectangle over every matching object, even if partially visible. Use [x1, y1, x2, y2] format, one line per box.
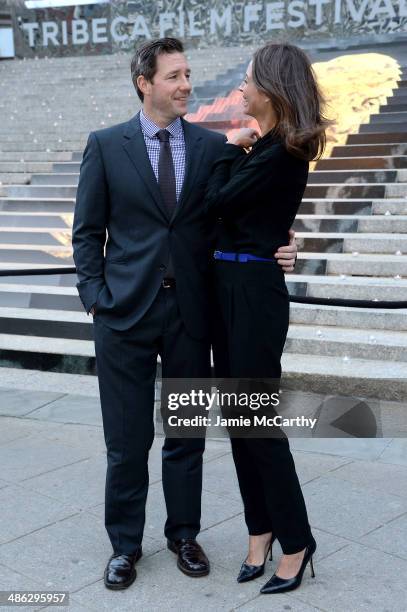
[252, 43, 332, 161]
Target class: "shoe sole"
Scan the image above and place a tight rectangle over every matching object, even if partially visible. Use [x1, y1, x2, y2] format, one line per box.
[104, 570, 137, 590]
[176, 559, 210, 577]
[167, 543, 210, 577]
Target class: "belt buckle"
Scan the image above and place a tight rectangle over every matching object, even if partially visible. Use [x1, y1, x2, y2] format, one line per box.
[214, 250, 221, 259]
[162, 278, 172, 289]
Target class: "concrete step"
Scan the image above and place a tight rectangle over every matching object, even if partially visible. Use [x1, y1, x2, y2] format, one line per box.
[0, 274, 405, 310]
[315, 156, 407, 170]
[0, 143, 85, 153]
[0, 232, 405, 255]
[0, 271, 76, 287]
[0, 332, 95, 375]
[369, 111, 407, 123]
[389, 93, 407, 104]
[286, 274, 407, 301]
[0, 162, 53, 173]
[0, 284, 80, 310]
[286, 324, 407, 362]
[0, 244, 73, 264]
[289, 302, 407, 331]
[0, 152, 74, 162]
[0, 212, 71, 228]
[304, 184, 406, 198]
[0, 307, 91, 339]
[31, 174, 80, 186]
[2, 186, 77, 198]
[0, 132, 105, 141]
[295, 233, 407, 254]
[0, 131, 97, 141]
[30, 169, 407, 186]
[300, 198, 407, 215]
[0, 198, 74, 212]
[359, 123, 407, 134]
[0, 230, 71, 245]
[0, 174, 31, 185]
[294, 253, 407, 277]
[347, 132, 407, 144]
[309, 169, 402, 183]
[331, 144, 407, 157]
[281, 353, 407, 401]
[0, 303, 405, 344]
[8, 183, 405, 200]
[371, 199, 407, 214]
[293, 214, 407, 233]
[392, 86, 407, 97]
[0, 323, 405, 398]
[2, 216, 405, 236]
[380, 103, 407, 112]
[53, 162, 81, 173]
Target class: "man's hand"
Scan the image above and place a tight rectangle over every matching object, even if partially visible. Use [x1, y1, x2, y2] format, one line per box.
[274, 229, 297, 273]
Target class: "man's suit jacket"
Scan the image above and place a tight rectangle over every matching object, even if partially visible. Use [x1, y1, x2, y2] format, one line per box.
[72, 111, 226, 338]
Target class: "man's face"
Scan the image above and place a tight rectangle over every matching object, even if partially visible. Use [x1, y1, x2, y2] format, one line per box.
[141, 52, 192, 121]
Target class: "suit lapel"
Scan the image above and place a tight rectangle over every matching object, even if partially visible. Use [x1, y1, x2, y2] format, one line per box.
[173, 119, 204, 220]
[122, 112, 169, 221]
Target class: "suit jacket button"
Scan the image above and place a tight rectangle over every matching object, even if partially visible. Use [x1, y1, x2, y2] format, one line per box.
[159, 264, 166, 272]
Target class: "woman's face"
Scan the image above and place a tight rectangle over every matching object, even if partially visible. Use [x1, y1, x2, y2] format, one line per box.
[239, 61, 270, 118]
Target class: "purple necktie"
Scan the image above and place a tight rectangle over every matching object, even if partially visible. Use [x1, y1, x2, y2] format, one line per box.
[156, 129, 176, 278]
[157, 129, 177, 218]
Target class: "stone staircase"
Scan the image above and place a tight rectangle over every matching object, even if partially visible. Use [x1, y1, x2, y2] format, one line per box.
[0, 50, 406, 400]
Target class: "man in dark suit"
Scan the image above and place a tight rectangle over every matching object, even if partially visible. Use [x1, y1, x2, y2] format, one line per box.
[72, 37, 297, 590]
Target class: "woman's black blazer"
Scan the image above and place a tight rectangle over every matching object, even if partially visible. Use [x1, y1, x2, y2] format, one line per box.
[205, 128, 309, 259]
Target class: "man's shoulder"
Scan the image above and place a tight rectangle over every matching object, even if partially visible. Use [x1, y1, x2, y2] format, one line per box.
[183, 119, 226, 145]
[90, 120, 129, 143]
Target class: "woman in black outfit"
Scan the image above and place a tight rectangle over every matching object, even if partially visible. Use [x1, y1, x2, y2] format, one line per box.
[205, 43, 329, 595]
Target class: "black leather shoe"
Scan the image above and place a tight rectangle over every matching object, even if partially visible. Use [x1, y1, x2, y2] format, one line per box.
[167, 539, 210, 577]
[104, 549, 142, 590]
[237, 534, 276, 583]
[260, 538, 316, 595]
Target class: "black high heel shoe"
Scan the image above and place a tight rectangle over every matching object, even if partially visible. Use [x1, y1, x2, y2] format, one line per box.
[237, 534, 277, 583]
[260, 538, 316, 594]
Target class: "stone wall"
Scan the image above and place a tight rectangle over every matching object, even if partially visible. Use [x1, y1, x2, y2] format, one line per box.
[10, 0, 407, 58]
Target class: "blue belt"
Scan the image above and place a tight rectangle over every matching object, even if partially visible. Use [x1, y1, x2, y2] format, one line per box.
[214, 250, 277, 263]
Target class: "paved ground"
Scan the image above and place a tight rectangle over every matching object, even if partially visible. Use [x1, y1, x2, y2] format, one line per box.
[0, 368, 406, 612]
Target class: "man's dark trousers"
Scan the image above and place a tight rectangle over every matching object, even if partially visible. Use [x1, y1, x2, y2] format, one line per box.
[94, 285, 210, 553]
[72, 112, 225, 554]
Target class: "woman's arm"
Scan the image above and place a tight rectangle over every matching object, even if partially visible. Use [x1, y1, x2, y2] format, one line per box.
[205, 143, 286, 216]
[204, 144, 246, 209]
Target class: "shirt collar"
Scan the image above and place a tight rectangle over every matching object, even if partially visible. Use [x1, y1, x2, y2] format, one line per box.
[140, 109, 183, 139]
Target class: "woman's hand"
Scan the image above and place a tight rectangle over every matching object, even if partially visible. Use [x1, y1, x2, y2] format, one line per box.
[227, 128, 260, 148]
[274, 229, 298, 273]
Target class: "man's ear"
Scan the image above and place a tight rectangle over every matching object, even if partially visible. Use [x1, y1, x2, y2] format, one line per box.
[137, 75, 151, 97]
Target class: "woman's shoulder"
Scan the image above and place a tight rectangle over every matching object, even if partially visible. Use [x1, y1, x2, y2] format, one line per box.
[251, 141, 307, 167]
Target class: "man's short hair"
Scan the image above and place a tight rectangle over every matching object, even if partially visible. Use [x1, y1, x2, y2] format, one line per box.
[131, 37, 184, 102]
